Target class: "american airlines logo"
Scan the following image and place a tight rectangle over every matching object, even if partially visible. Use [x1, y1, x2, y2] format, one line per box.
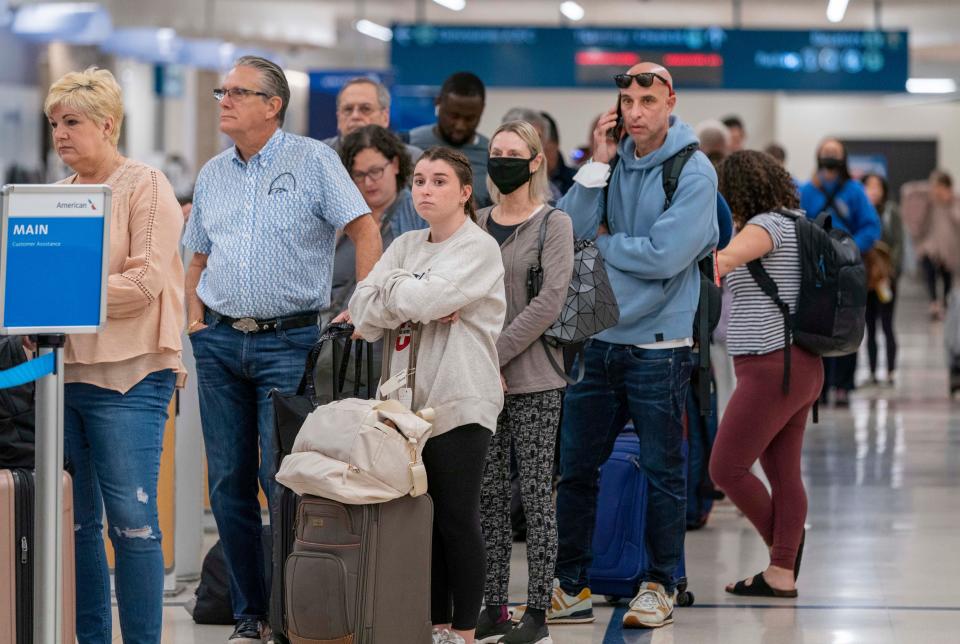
[13, 224, 49, 235]
[55, 200, 91, 209]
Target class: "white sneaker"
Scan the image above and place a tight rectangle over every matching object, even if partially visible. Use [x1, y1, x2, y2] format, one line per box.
[432, 628, 466, 644]
[622, 581, 675, 629]
[512, 579, 594, 624]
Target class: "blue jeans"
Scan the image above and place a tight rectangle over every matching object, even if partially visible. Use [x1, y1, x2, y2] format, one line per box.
[555, 341, 693, 594]
[190, 311, 319, 620]
[65, 369, 176, 644]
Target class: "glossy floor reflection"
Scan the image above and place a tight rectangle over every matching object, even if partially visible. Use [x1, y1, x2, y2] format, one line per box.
[145, 281, 960, 643]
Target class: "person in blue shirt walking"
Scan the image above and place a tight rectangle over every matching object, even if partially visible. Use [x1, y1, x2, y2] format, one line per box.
[799, 138, 880, 406]
[182, 56, 381, 642]
[522, 62, 717, 630]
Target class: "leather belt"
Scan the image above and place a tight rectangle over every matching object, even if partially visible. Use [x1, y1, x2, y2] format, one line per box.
[216, 311, 319, 334]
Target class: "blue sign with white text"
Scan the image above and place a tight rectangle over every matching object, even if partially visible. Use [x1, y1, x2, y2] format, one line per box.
[390, 25, 909, 93]
[4, 216, 105, 328]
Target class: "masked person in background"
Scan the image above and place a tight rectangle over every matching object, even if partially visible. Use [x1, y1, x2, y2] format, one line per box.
[799, 138, 880, 406]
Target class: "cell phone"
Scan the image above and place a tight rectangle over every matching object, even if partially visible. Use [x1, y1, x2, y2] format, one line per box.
[609, 99, 623, 141]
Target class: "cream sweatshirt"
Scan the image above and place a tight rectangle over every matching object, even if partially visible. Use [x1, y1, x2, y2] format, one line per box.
[349, 218, 506, 437]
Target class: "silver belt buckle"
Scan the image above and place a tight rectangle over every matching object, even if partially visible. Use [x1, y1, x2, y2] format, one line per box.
[232, 318, 260, 333]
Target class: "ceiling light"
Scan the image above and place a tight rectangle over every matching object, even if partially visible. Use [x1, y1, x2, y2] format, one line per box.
[432, 0, 466, 11]
[826, 0, 850, 23]
[355, 19, 392, 42]
[560, 1, 585, 21]
[906, 78, 957, 94]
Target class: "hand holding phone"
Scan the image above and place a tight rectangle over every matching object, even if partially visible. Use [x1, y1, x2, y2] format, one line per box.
[592, 101, 622, 164]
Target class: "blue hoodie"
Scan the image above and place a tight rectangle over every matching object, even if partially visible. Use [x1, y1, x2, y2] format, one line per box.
[558, 116, 719, 345]
[799, 177, 880, 253]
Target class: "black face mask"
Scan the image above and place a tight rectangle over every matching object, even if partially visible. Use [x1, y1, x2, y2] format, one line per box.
[817, 157, 845, 172]
[488, 156, 533, 195]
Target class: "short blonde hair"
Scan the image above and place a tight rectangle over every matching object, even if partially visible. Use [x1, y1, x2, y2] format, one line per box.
[44, 67, 124, 147]
[487, 120, 552, 205]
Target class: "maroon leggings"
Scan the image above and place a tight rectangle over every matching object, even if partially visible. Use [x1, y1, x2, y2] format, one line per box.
[709, 347, 824, 570]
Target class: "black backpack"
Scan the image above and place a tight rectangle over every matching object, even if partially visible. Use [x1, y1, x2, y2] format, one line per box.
[659, 144, 722, 417]
[747, 208, 867, 395]
[0, 337, 36, 469]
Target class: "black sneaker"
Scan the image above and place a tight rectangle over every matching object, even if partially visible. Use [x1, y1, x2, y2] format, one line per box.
[475, 609, 514, 643]
[228, 618, 266, 643]
[501, 613, 552, 644]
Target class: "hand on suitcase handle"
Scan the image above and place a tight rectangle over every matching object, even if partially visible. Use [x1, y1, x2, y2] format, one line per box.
[332, 310, 364, 339]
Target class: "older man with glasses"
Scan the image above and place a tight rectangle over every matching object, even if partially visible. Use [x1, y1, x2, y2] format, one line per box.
[321, 76, 422, 162]
[182, 55, 381, 642]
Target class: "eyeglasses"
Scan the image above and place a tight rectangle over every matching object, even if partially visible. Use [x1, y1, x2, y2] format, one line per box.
[614, 72, 674, 95]
[213, 87, 269, 102]
[351, 160, 392, 184]
[338, 103, 382, 117]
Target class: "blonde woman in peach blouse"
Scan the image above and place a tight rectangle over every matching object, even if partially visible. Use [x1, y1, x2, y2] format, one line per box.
[43, 67, 185, 644]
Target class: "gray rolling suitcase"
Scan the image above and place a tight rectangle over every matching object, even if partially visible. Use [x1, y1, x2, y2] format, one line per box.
[284, 493, 433, 644]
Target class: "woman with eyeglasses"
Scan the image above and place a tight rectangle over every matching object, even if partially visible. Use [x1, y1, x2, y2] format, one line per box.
[331, 125, 429, 315]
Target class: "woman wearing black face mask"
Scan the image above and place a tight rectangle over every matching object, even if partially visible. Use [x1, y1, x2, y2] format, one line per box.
[474, 120, 574, 644]
[799, 138, 881, 406]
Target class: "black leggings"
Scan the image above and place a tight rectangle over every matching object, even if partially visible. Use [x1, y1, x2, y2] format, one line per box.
[422, 424, 491, 631]
[923, 257, 952, 305]
[866, 287, 897, 375]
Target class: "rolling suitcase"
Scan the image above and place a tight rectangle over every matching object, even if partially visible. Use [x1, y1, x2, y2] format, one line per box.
[269, 324, 376, 642]
[587, 432, 693, 607]
[0, 469, 76, 644]
[284, 494, 433, 644]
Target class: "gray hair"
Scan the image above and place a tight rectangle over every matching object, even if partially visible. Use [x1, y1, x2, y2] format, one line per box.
[501, 107, 550, 139]
[695, 119, 731, 155]
[337, 77, 391, 112]
[235, 55, 290, 126]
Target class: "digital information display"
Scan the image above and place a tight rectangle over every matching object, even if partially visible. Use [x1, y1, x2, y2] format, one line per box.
[390, 25, 908, 93]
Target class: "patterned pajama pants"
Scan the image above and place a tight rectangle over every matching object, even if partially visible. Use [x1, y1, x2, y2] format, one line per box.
[480, 389, 562, 610]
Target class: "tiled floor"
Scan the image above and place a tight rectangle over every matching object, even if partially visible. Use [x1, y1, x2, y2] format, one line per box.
[130, 281, 960, 643]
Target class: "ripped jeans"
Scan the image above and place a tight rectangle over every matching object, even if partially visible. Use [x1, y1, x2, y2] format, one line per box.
[65, 369, 175, 644]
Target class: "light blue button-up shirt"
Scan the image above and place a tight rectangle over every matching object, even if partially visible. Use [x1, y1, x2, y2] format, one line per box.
[183, 129, 370, 318]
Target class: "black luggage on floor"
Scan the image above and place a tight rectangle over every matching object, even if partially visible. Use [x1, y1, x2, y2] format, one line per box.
[187, 527, 272, 625]
[269, 324, 375, 643]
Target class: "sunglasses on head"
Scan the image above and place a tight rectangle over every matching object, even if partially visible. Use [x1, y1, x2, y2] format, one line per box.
[614, 72, 674, 95]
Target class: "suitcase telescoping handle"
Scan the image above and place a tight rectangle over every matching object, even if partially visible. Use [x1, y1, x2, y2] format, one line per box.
[296, 323, 376, 405]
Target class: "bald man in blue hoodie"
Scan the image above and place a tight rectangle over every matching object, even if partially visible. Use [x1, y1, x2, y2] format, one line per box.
[541, 63, 718, 629]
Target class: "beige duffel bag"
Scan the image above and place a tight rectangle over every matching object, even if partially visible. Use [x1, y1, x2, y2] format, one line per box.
[275, 397, 434, 505]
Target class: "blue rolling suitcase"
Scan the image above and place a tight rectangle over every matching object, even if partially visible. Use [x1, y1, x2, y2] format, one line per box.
[586, 431, 694, 606]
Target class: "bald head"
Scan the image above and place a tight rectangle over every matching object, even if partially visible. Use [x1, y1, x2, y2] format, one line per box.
[617, 61, 677, 157]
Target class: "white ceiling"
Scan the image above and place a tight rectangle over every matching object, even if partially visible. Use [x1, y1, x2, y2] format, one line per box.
[18, 0, 960, 73]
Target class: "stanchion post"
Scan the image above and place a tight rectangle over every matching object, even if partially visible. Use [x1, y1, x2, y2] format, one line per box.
[34, 333, 66, 644]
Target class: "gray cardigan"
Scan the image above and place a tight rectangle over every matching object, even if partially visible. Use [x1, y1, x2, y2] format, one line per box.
[478, 205, 575, 395]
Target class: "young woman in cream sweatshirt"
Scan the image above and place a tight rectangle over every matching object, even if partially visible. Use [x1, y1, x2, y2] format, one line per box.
[349, 147, 506, 644]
